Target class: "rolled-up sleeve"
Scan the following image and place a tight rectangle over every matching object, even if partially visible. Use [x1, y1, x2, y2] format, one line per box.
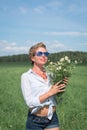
[21, 73, 41, 108]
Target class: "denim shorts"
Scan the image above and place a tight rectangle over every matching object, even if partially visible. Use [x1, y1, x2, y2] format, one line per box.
[25, 111, 60, 130]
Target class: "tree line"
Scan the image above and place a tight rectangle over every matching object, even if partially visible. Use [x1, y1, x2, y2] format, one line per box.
[0, 51, 87, 65]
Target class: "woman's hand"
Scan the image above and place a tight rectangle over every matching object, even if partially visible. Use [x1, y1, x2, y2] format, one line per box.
[39, 77, 68, 103]
[48, 80, 66, 96]
[39, 80, 65, 103]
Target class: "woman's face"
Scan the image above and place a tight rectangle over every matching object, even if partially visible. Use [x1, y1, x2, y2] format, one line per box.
[31, 47, 49, 66]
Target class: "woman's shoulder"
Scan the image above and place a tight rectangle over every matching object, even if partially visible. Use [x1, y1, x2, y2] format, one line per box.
[21, 69, 32, 77]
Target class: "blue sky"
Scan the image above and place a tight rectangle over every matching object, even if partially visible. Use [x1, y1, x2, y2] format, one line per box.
[0, 0, 87, 56]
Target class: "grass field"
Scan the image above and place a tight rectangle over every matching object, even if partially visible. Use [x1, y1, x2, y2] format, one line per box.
[0, 62, 87, 130]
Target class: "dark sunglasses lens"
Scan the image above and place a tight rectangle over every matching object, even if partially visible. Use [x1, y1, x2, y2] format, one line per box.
[36, 52, 43, 56]
[44, 52, 49, 57]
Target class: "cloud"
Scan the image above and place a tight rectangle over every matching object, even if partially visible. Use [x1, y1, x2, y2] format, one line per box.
[33, 6, 46, 14]
[83, 43, 87, 46]
[4, 46, 28, 53]
[0, 40, 9, 46]
[67, 2, 87, 16]
[0, 40, 41, 56]
[32, 0, 62, 14]
[0, 40, 68, 56]
[44, 31, 87, 36]
[18, 6, 28, 14]
[46, 41, 67, 53]
[47, 1, 62, 8]
[0, 40, 29, 56]
[4, 42, 29, 54]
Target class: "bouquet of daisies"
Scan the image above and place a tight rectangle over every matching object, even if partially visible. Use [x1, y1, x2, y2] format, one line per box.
[46, 56, 73, 101]
[46, 56, 72, 83]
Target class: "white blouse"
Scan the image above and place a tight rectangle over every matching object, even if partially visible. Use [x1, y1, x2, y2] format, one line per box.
[21, 69, 57, 119]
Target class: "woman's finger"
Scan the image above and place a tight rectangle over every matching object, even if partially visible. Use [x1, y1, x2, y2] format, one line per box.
[55, 80, 62, 86]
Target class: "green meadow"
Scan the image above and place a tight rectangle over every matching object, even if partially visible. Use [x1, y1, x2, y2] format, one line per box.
[0, 62, 87, 130]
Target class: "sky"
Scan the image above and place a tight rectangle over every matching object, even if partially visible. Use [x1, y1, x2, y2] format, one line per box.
[0, 0, 87, 56]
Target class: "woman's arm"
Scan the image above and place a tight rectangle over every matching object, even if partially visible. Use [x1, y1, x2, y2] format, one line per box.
[21, 73, 41, 107]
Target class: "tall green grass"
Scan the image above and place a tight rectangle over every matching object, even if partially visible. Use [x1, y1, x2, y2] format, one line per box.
[0, 62, 29, 130]
[57, 65, 87, 130]
[0, 62, 87, 130]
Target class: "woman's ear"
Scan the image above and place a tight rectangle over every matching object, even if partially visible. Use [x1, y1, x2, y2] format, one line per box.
[31, 56, 35, 62]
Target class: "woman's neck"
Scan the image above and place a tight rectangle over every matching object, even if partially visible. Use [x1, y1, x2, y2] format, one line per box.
[32, 64, 45, 72]
[32, 64, 47, 80]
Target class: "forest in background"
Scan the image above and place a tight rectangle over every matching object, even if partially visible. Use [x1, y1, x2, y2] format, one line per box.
[0, 51, 87, 65]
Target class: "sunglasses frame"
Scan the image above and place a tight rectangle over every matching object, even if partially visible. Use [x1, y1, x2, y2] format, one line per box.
[35, 51, 49, 57]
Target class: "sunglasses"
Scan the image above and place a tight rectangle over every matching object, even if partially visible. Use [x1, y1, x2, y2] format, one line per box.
[35, 51, 49, 57]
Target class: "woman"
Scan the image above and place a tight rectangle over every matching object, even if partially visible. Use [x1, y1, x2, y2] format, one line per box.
[21, 42, 68, 130]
